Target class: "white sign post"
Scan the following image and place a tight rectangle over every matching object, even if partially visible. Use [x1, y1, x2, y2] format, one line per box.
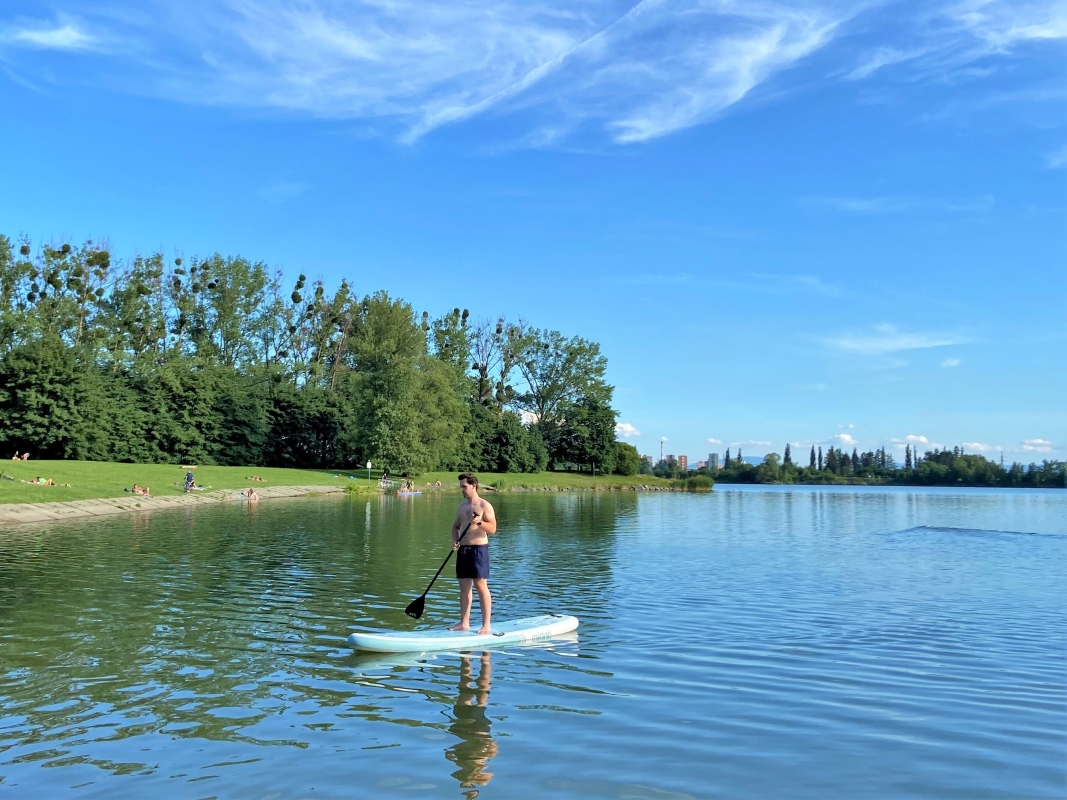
[367, 461, 372, 482]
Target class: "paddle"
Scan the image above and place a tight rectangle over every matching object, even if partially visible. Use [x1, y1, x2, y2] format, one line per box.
[405, 518, 475, 619]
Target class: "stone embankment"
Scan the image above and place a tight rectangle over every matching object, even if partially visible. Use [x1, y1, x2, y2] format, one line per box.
[0, 485, 345, 526]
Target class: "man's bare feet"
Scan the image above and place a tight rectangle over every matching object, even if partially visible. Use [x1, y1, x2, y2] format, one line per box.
[449, 622, 470, 631]
[477, 624, 491, 635]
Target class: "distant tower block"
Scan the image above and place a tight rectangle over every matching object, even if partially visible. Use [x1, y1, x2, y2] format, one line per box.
[709, 453, 719, 469]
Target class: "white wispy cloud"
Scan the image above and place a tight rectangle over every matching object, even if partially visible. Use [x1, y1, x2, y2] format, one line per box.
[824, 324, 969, 356]
[1048, 145, 1067, 168]
[730, 440, 771, 447]
[890, 434, 945, 450]
[941, 357, 961, 367]
[1021, 437, 1055, 452]
[750, 273, 840, 295]
[1, 0, 1059, 145]
[845, 47, 928, 80]
[962, 441, 996, 452]
[4, 17, 96, 50]
[261, 180, 309, 204]
[832, 433, 857, 446]
[951, 0, 1067, 50]
[707, 437, 722, 444]
[615, 422, 641, 439]
[802, 195, 995, 215]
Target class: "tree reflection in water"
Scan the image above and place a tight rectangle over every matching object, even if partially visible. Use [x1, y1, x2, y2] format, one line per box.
[445, 651, 498, 797]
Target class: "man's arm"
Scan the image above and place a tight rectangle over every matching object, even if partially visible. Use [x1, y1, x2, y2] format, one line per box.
[452, 510, 462, 547]
[475, 501, 497, 535]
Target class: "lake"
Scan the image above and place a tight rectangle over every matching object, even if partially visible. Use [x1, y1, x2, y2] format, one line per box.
[1, 486, 1064, 799]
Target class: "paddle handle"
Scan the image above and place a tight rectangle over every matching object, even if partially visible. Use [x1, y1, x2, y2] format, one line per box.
[420, 519, 474, 598]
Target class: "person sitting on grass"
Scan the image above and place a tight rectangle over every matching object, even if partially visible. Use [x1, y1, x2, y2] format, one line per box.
[11, 452, 18, 461]
[21, 452, 29, 461]
[126, 484, 150, 496]
[245, 475, 265, 482]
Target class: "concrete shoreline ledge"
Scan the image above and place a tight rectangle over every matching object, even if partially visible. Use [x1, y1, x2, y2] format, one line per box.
[0, 485, 346, 526]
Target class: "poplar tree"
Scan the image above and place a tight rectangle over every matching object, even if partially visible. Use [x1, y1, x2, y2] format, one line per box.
[905, 444, 912, 470]
[817, 446, 823, 470]
[810, 445, 816, 468]
[783, 443, 792, 465]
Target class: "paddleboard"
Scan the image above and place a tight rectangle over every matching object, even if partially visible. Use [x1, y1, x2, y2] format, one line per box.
[395, 491, 422, 496]
[347, 613, 579, 653]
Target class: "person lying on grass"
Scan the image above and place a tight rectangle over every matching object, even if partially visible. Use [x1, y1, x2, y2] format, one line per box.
[125, 484, 151, 496]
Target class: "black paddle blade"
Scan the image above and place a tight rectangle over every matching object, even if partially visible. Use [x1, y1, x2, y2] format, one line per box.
[405, 594, 426, 619]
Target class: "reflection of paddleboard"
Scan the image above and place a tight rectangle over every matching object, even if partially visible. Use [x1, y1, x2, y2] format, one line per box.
[395, 491, 422, 496]
[348, 614, 579, 653]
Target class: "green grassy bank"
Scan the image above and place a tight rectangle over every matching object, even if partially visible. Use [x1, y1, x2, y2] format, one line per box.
[0, 462, 677, 504]
[0, 461, 379, 504]
[415, 471, 676, 492]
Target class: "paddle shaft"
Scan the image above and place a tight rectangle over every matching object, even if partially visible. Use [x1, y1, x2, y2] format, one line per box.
[418, 519, 475, 600]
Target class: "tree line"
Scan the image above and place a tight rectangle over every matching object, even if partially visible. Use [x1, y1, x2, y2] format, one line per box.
[0, 235, 640, 475]
[657, 442, 1063, 488]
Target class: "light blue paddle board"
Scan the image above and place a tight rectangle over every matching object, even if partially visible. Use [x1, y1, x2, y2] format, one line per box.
[347, 613, 579, 653]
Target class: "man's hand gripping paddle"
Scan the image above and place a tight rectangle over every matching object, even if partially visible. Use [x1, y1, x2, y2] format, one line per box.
[405, 519, 474, 620]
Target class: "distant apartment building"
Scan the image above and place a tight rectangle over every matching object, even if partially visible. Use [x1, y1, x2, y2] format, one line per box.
[667, 454, 677, 464]
[709, 453, 719, 470]
[678, 455, 688, 471]
[695, 460, 707, 469]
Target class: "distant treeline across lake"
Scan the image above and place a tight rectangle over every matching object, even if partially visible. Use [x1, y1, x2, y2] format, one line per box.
[648, 444, 1064, 488]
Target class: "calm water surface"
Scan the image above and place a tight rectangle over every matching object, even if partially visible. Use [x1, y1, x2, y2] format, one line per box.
[1, 486, 1064, 799]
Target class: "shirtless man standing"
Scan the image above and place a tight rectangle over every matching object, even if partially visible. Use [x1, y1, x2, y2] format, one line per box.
[449, 473, 497, 634]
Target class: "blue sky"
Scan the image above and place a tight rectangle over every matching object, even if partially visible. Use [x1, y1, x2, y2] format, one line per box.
[1, 0, 1064, 464]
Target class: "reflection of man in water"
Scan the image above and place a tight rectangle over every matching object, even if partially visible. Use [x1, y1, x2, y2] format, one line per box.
[445, 652, 499, 796]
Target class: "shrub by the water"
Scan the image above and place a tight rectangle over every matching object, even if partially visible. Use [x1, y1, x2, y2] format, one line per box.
[681, 475, 714, 492]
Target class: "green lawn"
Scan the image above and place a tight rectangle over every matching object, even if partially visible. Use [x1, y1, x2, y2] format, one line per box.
[415, 470, 674, 491]
[0, 461, 673, 505]
[0, 460, 378, 504]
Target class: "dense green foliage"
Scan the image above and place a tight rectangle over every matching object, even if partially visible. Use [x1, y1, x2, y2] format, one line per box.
[693, 444, 1065, 488]
[0, 235, 625, 474]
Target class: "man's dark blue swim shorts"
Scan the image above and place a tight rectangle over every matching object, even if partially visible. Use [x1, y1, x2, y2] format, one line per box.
[456, 544, 489, 580]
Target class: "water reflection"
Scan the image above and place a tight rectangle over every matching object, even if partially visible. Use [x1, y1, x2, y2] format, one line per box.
[446, 652, 498, 797]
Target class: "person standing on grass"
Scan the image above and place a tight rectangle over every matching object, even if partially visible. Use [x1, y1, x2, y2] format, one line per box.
[449, 473, 497, 634]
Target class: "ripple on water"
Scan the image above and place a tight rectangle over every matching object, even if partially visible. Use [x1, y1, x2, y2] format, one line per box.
[0, 490, 1063, 799]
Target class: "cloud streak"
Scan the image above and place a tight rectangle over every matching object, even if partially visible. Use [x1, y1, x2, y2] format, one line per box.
[3, 15, 98, 51]
[823, 324, 969, 356]
[0, 0, 1060, 144]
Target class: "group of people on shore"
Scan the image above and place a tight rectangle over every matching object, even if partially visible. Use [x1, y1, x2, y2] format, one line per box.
[10, 452, 29, 461]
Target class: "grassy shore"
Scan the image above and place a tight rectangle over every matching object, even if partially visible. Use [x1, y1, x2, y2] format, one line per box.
[415, 471, 676, 492]
[0, 462, 676, 504]
[0, 460, 379, 504]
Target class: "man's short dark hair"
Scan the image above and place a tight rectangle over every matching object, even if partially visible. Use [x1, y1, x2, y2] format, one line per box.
[458, 473, 478, 487]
